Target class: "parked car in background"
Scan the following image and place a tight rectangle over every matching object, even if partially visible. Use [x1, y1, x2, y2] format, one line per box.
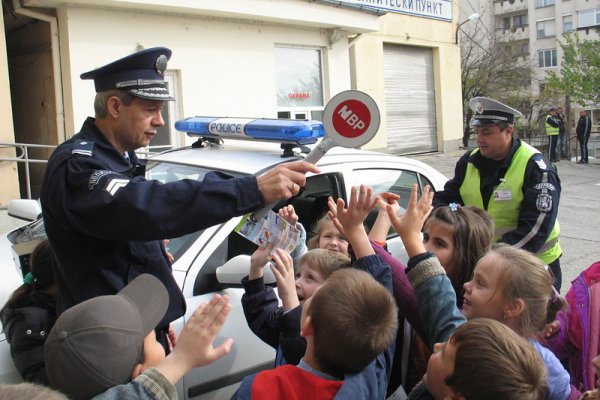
[0, 126, 447, 398]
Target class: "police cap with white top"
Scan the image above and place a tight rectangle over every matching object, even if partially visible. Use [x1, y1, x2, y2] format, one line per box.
[80, 47, 174, 101]
[469, 96, 522, 126]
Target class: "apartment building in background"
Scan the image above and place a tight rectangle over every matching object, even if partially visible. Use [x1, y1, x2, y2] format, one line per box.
[460, 0, 599, 127]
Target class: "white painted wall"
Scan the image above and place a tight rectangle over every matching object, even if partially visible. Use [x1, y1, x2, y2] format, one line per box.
[0, 6, 20, 205]
[59, 7, 357, 140]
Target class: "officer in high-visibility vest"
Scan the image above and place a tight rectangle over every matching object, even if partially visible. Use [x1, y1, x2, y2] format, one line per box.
[435, 97, 563, 290]
[545, 107, 561, 162]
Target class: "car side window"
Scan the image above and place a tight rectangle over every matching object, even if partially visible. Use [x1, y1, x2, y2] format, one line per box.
[352, 168, 419, 235]
[287, 172, 345, 238]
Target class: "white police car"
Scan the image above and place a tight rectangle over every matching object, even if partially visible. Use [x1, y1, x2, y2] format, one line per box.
[0, 117, 447, 399]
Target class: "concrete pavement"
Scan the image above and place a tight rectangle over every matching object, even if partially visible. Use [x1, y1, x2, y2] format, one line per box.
[411, 150, 600, 293]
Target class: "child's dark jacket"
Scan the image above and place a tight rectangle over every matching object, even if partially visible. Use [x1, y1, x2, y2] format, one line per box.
[233, 254, 395, 400]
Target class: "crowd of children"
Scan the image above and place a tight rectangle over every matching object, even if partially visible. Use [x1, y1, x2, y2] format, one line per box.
[1, 184, 599, 399]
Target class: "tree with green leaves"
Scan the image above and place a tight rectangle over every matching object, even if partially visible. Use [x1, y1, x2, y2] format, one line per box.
[547, 32, 600, 108]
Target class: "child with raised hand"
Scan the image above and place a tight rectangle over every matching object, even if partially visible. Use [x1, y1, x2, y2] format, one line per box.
[43, 274, 233, 400]
[241, 246, 351, 366]
[387, 184, 579, 400]
[234, 268, 397, 400]
[1, 239, 57, 385]
[326, 184, 398, 398]
[360, 193, 494, 394]
[234, 185, 398, 400]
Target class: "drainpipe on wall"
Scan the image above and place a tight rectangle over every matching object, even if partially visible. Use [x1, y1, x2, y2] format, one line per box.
[11, 0, 65, 142]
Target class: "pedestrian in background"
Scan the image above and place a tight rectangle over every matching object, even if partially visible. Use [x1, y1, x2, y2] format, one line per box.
[576, 110, 592, 164]
[546, 107, 562, 162]
[557, 107, 567, 159]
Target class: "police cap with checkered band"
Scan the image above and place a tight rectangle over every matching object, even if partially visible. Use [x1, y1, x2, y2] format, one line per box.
[80, 47, 174, 101]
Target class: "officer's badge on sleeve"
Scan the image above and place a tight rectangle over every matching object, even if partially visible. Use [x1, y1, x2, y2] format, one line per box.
[104, 178, 130, 196]
[89, 170, 113, 190]
[89, 169, 130, 195]
[72, 140, 94, 156]
[534, 158, 548, 170]
[536, 193, 553, 212]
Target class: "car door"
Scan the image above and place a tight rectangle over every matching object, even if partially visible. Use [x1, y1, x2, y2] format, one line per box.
[174, 172, 346, 399]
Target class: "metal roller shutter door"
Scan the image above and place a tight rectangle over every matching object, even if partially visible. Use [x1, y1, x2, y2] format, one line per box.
[383, 44, 438, 154]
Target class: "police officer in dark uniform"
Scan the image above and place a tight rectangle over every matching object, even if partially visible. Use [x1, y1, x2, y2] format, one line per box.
[434, 97, 563, 290]
[40, 47, 319, 349]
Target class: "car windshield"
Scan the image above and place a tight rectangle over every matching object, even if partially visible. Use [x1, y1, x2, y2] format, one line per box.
[145, 160, 246, 261]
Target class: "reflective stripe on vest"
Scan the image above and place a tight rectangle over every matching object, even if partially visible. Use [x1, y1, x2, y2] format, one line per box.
[546, 116, 560, 136]
[459, 142, 561, 264]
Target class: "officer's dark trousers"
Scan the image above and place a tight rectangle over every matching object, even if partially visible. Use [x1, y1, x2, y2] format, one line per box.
[578, 133, 590, 162]
[548, 257, 562, 292]
[549, 135, 559, 161]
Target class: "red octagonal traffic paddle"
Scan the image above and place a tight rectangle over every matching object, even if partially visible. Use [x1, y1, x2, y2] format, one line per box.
[252, 90, 381, 221]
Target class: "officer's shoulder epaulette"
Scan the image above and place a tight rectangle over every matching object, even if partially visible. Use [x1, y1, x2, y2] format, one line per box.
[530, 152, 552, 171]
[72, 140, 95, 157]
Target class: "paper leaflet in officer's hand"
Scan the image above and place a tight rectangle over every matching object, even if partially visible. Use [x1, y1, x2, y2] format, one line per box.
[235, 210, 301, 253]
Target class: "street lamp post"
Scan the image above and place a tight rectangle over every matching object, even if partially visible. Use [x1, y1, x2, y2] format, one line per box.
[455, 13, 480, 44]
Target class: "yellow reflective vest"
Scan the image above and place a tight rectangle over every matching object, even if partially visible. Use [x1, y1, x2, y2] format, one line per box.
[545, 116, 560, 136]
[459, 142, 561, 264]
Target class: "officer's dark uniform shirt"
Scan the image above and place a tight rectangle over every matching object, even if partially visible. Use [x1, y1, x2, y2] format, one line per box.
[40, 117, 264, 327]
[434, 138, 561, 255]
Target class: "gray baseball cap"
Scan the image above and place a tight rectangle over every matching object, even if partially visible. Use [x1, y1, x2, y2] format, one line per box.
[44, 274, 169, 400]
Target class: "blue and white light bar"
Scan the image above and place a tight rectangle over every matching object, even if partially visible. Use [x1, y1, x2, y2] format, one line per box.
[175, 117, 324, 145]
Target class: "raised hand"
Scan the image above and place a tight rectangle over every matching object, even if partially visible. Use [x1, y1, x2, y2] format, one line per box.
[369, 192, 401, 243]
[268, 248, 299, 311]
[249, 243, 274, 280]
[278, 204, 299, 227]
[386, 184, 433, 258]
[328, 185, 378, 258]
[159, 294, 233, 384]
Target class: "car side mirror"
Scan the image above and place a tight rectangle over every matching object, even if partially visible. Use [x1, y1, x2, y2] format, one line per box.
[8, 199, 42, 221]
[216, 255, 276, 285]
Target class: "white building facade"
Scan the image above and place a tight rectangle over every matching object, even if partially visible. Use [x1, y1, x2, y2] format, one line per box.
[2, 0, 463, 202]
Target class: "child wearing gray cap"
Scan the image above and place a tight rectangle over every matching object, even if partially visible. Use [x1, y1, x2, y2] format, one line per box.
[44, 274, 232, 400]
